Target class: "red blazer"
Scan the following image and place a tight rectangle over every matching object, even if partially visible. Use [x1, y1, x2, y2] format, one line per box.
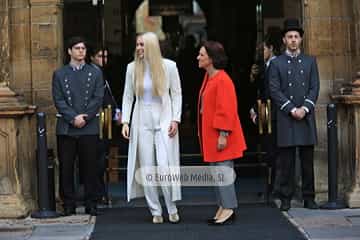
[197, 70, 247, 162]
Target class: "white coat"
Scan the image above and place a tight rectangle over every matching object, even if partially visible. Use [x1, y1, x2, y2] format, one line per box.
[121, 58, 182, 202]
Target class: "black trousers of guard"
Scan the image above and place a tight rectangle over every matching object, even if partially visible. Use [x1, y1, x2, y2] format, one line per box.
[97, 138, 110, 200]
[261, 120, 279, 192]
[57, 135, 100, 209]
[274, 145, 315, 201]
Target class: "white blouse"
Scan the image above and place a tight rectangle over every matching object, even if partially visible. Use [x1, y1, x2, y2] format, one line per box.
[142, 63, 161, 104]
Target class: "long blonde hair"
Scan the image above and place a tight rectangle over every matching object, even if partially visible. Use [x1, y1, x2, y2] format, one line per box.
[134, 32, 166, 97]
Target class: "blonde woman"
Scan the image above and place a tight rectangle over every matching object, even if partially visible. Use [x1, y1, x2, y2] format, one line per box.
[121, 32, 182, 224]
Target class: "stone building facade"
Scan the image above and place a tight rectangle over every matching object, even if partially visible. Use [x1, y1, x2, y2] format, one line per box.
[1, 0, 360, 217]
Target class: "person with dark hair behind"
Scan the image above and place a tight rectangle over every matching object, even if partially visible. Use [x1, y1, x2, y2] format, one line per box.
[197, 41, 247, 225]
[89, 45, 121, 204]
[52, 36, 104, 216]
[249, 34, 282, 193]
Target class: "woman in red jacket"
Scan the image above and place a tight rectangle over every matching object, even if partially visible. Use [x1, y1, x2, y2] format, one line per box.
[197, 41, 247, 225]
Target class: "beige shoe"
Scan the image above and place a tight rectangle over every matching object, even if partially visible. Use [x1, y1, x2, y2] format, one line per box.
[152, 215, 163, 224]
[214, 206, 224, 219]
[169, 213, 180, 223]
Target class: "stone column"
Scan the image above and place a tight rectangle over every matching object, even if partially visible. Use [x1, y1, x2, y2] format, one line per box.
[346, 102, 360, 207]
[29, 0, 63, 148]
[303, 0, 353, 201]
[331, 93, 360, 207]
[0, 0, 63, 217]
[0, 0, 37, 218]
[331, 0, 360, 206]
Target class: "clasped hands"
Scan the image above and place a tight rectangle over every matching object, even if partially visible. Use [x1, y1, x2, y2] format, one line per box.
[73, 114, 88, 128]
[291, 107, 307, 120]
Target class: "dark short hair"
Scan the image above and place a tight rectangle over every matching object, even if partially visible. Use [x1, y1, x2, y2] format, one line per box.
[203, 41, 228, 69]
[88, 44, 108, 57]
[66, 36, 87, 50]
[264, 33, 282, 56]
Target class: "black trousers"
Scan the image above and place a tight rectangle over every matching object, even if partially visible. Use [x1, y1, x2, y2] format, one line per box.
[57, 135, 100, 208]
[274, 145, 315, 201]
[261, 120, 279, 192]
[97, 139, 110, 199]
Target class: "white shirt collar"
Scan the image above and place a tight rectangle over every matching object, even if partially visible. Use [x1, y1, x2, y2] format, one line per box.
[70, 61, 85, 71]
[265, 56, 277, 67]
[285, 49, 301, 58]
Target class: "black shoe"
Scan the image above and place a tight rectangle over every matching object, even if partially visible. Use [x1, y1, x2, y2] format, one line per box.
[209, 213, 235, 225]
[85, 206, 98, 216]
[304, 200, 319, 209]
[63, 206, 76, 216]
[280, 199, 291, 211]
[207, 218, 216, 224]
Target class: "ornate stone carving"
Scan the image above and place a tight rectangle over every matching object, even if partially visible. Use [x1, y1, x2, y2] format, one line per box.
[338, 72, 360, 96]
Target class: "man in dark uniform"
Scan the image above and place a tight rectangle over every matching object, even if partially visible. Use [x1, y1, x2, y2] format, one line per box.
[89, 46, 121, 203]
[269, 19, 320, 211]
[52, 36, 104, 216]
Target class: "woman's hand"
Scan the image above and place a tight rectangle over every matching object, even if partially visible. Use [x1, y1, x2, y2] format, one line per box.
[217, 135, 227, 151]
[168, 121, 178, 138]
[122, 123, 130, 139]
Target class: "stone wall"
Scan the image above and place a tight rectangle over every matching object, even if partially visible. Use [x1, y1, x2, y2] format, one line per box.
[353, 0, 360, 73]
[303, 0, 355, 200]
[29, 0, 63, 149]
[9, 0, 32, 102]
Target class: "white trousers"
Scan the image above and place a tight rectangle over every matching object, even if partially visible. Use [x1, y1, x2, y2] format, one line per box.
[138, 103, 178, 216]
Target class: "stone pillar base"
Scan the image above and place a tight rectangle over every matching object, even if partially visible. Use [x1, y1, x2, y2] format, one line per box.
[0, 87, 35, 114]
[347, 185, 360, 208]
[332, 94, 360, 209]
[0, 195, 35, 218]
[0, 87, 36, 218]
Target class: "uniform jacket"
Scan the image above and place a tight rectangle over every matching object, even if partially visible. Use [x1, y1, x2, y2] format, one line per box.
[121, 59, 182, 202]
[269, 53, 320, 147]
[52, 64, 104, 136]
[198, 70, 247, 162]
